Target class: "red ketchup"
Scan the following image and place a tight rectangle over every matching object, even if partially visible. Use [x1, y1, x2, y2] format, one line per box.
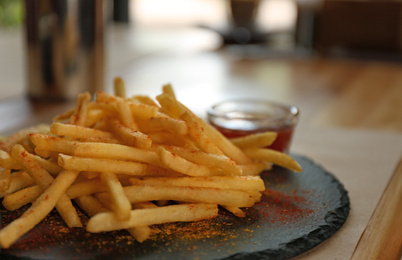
[207, 100, 298, 154]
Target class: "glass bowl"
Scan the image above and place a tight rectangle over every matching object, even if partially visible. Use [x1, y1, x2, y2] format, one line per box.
[207, 99, 299, 153]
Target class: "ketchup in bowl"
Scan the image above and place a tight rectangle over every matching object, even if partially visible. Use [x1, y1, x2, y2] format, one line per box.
[207, 100, 299, 153]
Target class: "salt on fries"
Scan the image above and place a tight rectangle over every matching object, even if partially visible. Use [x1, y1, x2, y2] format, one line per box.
[0, 78, 302, 248]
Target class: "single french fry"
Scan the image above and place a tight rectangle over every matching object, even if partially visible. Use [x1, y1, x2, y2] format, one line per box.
[181, 112, 223, 155]
[58, 154, 147, 176]
[156, 146, 224, 177]
[162, 145, 241, 176]
[116, 99, 139, 130]
[33, 156, 62, 176]
[75, 195, 108, 216]
[128, 103, 159, 120]
[74, 142, 159, 165]
[87, 203, 219, 233]
[100, 172, 131, 221]
[69, 92, 91, 126]
[50, 122, 114, 139]
[0, 170, 79, 249]
[84, 109, 104, 128]
[238, 163, 267, 176]
[66, 178, 106, 199]
[2, 185, 42, 211]
[126, 226, 152, 243]
[147, 131, 198, 149]
[0, 168, 11, 193]
[79, 136, 121, 144]
[138, 116, 188, 135]
[11, 145, 82, 228]
[130, 95, 159, 107]
[162, 83, 176, 99]
[129, 176, 265, 192]
[222, 205, 246, 218]
[0, 170, 35, 198]
[30, 133, 76, 154]
[53, 108, 75, 122]
[0, 124, 50, 153]
[108, 118, 152, 149]
[201, 122, 253, 164]
[31, 134, 160, 165]
[33, 148, 56, 160]
[0, 150, 18, 169]
[243, 148, 302, 172]
[114, 77, 126, 98]
[97, 185, 255, 207]
[230, 132, 278, 148]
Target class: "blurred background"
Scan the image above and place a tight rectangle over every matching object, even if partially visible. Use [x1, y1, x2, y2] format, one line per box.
[0, 0, 401, 133]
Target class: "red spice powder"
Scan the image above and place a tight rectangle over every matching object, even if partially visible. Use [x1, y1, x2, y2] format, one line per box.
[258, 188, 316, 225]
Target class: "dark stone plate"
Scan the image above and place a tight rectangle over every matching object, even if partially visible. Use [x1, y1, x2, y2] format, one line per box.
[0, 154, 350, 260]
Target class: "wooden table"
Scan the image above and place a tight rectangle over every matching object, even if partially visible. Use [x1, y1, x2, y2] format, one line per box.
[1, 24, 401, 259]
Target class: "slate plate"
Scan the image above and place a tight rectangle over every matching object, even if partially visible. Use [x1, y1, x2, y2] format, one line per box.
[0, 154, 350, 260]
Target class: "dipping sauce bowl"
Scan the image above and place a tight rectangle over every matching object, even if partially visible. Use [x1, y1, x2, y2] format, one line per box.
[207, 99, 299, 153]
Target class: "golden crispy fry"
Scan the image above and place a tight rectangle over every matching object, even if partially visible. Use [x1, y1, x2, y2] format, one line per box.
[126, 226, 152, 243]
[156, 146, 225, 177]
[138, 116, 188, 135]
[107, 118, 152, 149]
[84, 109, 104, 128]
[58, 154, 147, 176]
[162, 145, 241, 176]
[0, 168, 11, 193]
[116, 99, 139, 130]
[0, 170, 34, 199]
[162, 83, 176, 99]
[31, 134, 160, 165]
[86, 204, 219, 233]
[147, 131, 197, 149]
[131, 95, 159, 107]
[97, 184, 255, 207]
[181, 112, 223, 155]
[243, 148, 302, 172]
[75, 195, 108, 216]
[69, 92, 91, 126]
[0, 150, 17, 169]
[2, 185, 42, 211]
[230, 132, 278, 149]
[113, 77, 126, 98]
[66, 178, 106, 199]
[0, 170, 79, 249]
[222, 205, 246, 218]
[50, 122, 114, 139]
[129, 176, 265, 192]
[0, 124, 50, 153]
[238, 163, 269, 176]
[100, 172, 131, 221]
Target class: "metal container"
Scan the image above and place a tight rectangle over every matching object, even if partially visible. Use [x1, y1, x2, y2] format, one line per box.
[24, 0, 104, 101]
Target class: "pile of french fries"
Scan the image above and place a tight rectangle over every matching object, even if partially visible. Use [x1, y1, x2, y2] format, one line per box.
[0, 78, 302, 249]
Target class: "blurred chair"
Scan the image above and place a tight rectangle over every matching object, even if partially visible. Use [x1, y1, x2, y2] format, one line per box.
[296, 0, 402, 59]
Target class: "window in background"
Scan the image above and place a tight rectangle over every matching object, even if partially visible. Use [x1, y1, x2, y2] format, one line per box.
[130, 0, 296, 33]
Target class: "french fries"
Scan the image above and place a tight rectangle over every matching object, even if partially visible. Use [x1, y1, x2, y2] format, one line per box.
[0, 78, 302, 248]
